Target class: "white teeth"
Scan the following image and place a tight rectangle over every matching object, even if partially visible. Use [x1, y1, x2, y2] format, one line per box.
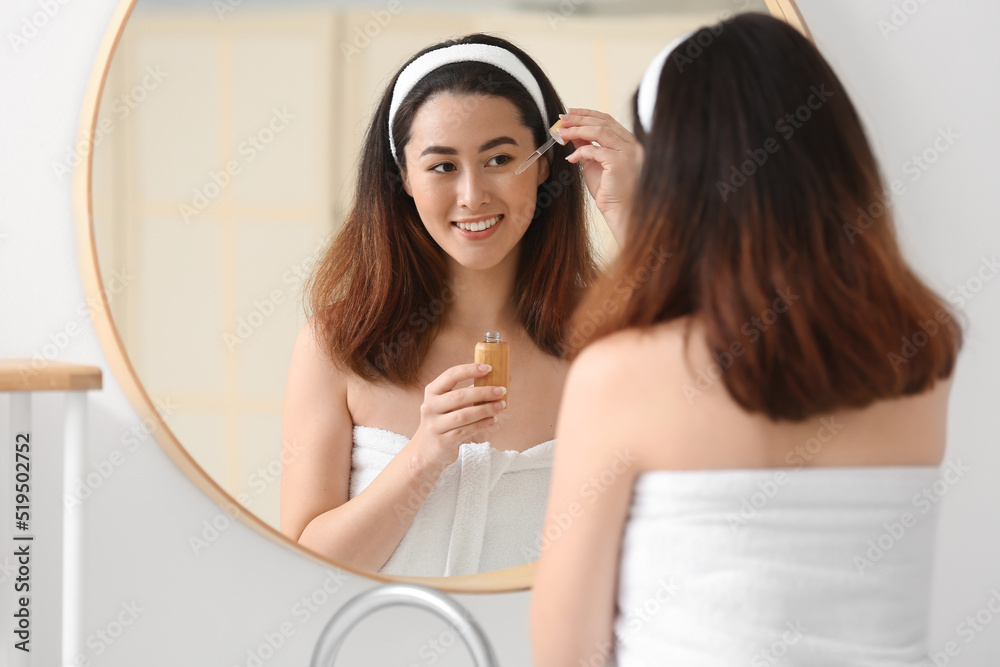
[455, 215, 501, 232]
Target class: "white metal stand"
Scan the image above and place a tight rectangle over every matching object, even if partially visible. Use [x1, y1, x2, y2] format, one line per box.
[1, 361, 101, 667]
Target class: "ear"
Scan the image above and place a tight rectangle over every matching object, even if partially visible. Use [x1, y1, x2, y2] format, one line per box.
[536, 153, 550, 186]
[400, 168, 413, 197]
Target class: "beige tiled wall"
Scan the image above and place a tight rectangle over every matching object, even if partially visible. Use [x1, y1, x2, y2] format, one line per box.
[92, 7, 717, 530]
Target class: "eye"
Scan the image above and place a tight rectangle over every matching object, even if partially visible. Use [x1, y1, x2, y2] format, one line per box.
[430, 162, 456, 174]
[487, 154, 511, 168]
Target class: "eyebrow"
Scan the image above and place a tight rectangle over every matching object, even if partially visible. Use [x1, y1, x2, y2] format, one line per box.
[419, 136, 519, 158]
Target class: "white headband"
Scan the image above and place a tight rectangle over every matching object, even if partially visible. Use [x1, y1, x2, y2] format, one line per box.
[637, 31, 695, 134]
[388, 43, 549, 162]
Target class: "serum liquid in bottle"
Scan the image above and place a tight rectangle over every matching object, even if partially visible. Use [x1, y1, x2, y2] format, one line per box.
[474, 331, 510, 407]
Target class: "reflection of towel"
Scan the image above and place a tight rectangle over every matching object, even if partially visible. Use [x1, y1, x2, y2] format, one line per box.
[349, 425, 554, 577]
[612, 465, 943, 666]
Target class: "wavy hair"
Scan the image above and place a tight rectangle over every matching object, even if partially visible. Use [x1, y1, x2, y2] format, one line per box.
[566, 13, 962, 421]
[305, 34, 596, 387]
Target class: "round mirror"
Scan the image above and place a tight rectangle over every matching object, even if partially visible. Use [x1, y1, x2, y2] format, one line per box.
[75, 0, 809, 592]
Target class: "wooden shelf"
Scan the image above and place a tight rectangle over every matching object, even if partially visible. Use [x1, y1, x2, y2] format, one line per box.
[0, 360, 103, 392]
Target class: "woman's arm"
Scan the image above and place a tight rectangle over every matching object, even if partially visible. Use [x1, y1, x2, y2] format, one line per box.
[530, 340, 640, 667]
[279, 320, 451, 572]
[281, 319, 504, 572]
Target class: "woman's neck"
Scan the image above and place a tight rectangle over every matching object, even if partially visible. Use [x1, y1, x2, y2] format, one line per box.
[441, 248, 521, 340]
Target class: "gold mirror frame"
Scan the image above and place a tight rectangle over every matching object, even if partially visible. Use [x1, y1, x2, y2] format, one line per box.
[74, 0, 811, 594]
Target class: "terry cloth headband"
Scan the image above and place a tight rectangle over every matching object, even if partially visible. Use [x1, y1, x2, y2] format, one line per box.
[637, 31, 695, 134]
[388, 43, 549, 162]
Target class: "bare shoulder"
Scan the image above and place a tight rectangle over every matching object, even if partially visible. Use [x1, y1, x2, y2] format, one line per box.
[562, 319, 960, 472]
[569, 319, 693, 392]
[292, 316, 334, 365]
[284, 317, 356, 434]
[559, 321, 694, 466]
[280, 317, 353, 540]
[560, 335, 631, 439]
[288, 318, 349, 395]
[564, 329, 641, 396]
[283, 318, 352, 447]
[853, 370, 956, 465]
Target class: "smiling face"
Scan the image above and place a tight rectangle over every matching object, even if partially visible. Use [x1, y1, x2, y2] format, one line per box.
[400, 93, 549, 270]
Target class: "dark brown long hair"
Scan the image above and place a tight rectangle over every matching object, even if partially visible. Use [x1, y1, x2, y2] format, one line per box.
[567, 13, 962, 421]
[305, 34, 596, 387]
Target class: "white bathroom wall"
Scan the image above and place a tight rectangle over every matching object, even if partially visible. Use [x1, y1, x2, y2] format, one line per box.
[0, 1, 997, 666]
[798, 3, 1000, 665]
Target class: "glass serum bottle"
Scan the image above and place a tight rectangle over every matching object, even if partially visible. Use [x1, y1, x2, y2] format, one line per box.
[474, 331, 510, 407]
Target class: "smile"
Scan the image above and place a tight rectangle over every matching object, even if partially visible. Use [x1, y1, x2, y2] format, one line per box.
[453, 214, 503, 232]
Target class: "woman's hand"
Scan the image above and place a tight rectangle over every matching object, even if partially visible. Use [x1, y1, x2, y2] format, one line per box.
[411, 363, 507, 469]
[558, 108, 643, 248]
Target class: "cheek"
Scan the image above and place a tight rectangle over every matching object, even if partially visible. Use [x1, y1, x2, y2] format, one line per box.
[409, 176, 448, 215]
[502, 176, 539, 222]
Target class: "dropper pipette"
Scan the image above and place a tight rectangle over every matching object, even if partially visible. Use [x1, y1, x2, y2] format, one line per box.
[515, 119, 568, 175]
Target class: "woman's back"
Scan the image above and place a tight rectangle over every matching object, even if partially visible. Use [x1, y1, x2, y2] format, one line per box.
[606, 317, 953, 665]
[619, 317, 951, 474]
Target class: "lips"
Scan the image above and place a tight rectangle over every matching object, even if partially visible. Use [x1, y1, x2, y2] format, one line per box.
[452, 214, 503, 239]
[453, 214, 502, 232]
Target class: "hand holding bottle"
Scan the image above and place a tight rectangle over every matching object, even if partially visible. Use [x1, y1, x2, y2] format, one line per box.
[411, 363, 507, 469]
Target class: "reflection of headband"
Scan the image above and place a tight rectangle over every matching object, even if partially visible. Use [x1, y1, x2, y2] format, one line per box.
[388, 43, 549, 162]
[636, 32, 694, 133]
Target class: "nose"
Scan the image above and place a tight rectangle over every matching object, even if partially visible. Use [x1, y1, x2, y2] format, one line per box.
[456, 168, 491, 210]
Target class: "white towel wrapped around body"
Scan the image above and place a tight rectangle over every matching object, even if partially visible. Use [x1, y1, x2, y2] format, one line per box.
[349, 425, 554, 576]
[613, 464, 946, 666]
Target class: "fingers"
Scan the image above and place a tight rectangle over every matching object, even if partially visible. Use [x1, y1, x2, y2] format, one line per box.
[559, 109, 636, 148]
[558, 124, 625, 152]
[565, 107, 615, 122]
[565, 107, 605, 116]
[443, 400, 506, 436]
[424, 363, 507, 431]
[426, 362, 491, 396]
[564, 143, 624, 167]
[439, 384, 507, 415]
[433, 414, 501, 450]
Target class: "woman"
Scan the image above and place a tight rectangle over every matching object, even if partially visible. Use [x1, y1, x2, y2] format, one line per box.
[279, 33, 640, 576]
[532, 13, 962, 666]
